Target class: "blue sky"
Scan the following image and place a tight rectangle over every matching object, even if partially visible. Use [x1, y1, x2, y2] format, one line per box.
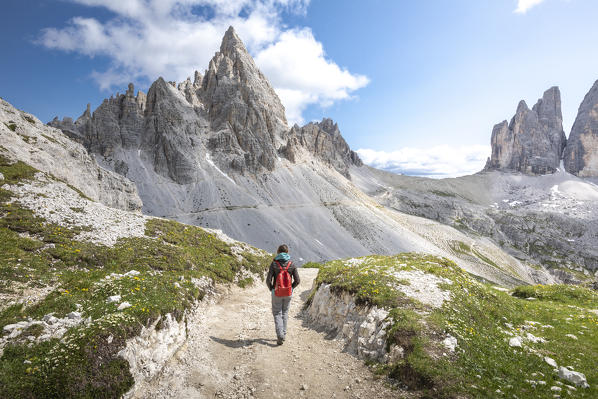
[2, 0, 598, 177]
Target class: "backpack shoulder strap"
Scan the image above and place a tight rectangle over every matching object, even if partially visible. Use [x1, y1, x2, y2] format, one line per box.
[275, 260, 291, 271]
[283, 260, 291, 271]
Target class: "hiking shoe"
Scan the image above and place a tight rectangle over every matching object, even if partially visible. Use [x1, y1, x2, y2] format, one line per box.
[277, 337, 283, 345]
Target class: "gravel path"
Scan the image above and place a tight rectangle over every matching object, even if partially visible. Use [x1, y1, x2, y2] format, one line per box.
[131, 268, 406, 399]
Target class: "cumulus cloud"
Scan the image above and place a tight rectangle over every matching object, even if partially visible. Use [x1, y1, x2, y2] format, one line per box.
[357, 145, 491, 179]
[255, 28, 369, 124]
[37, 0, 368, 125]
[514, 0, 547, 14]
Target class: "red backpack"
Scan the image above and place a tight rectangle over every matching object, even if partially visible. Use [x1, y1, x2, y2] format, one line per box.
[274, 261, 293, 297]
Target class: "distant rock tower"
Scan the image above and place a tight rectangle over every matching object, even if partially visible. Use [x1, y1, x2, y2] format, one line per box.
[484, 86, 566, 175]
[563, 80, 598, 177]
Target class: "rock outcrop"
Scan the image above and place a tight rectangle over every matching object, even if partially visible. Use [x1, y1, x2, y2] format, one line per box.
[563, 80, 598, 177]
[2, 99, 142, 211]
[485, 87, 566, 175]
[283, 118, 363, 178]
[201, 26, 288, 173]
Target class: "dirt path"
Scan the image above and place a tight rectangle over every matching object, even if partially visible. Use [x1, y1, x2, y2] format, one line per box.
[132, 268, 404, 399]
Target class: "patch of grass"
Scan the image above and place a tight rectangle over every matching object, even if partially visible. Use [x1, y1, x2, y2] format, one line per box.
[23, 116, 36, 125]
[66, 183, 93, 202]
[4, 122, 17, 132]
[449, 240, 471, 255]
[472, 248, 500, 269]
[512, 284, 598, 307]
[40, 134, 58, 144]
[0, 154, 39, 184]
[17, 133, 36, 144]
[302, 261, 322, 269]
[69, 207, 85, 213]
[449, 240, 507, 273]
[237, 277, 254, 288]
[310, 254, 598, 398]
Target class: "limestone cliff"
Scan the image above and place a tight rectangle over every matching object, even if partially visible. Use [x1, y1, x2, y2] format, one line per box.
[563, 80, 598, 177]
[485, 87, 566, 175]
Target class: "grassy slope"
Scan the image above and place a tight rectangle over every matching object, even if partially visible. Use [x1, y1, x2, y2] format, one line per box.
[0, 155, 271, 398]
[308, 254, 598, 398]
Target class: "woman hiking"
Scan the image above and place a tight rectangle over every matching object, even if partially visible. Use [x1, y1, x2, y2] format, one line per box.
[266, 244, 300, 345]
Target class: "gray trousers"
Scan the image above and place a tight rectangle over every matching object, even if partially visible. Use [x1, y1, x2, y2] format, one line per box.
[271, 290, 292, 339]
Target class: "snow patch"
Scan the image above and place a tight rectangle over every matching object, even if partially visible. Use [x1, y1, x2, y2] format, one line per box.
[206, 153, 236, 185]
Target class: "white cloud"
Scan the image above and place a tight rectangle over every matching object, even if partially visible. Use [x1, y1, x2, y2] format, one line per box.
[255, 28, 369, 124]
[514, 0, 546, 14]
[37, 0, 368, 124]
[357, 145, 491, 179]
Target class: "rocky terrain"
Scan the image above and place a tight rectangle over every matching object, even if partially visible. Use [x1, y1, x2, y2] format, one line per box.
[485, 87, 566, 175]
[45, 27, 542, 287]
[0, 128, 272, 397]
[305, 255, 598, 398]
[2, 101, 141, 211]
[362, 82, 598, 283]
[354, 164, 598, 283]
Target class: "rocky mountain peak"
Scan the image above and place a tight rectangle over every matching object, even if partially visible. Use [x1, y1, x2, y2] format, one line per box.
[563, 79, 598, 177]
[515, 100, 529, 115]
[47, 26, 362, 181]
[485, 86, 566, 175]
[220, 26, 247, 57]
[282, 118, 362, 178]
[199, 26, 289, 173]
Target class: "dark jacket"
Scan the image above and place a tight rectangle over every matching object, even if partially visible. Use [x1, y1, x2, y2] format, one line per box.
[266, 259, 300, 290]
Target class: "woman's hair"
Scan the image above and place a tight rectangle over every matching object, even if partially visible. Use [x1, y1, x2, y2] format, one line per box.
[277, 244, 289, 254]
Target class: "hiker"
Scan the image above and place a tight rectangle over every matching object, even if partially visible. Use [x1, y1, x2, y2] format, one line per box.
[266, 244, 300, 345]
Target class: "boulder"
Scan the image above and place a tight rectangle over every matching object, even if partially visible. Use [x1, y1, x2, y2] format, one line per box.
[509, 336, 523, 348]
[558, 366, 589, 388]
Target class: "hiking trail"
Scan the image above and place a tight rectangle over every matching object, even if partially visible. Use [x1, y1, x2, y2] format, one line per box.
[131, 268, 405, 399]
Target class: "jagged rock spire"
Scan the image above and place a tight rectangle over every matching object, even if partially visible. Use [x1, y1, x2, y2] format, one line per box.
[220, 26, 247, 56]
[201, 25, 288, 172]
[485, 86, 566, 175]
[563, 80, 598, 177]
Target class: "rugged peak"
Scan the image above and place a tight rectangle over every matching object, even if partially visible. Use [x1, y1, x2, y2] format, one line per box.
[283, 118, 362, 178]
[486, 87, 566, 175]
[126, 83, 135, 97]
[193, 70, 202, 86]
[563, 79, 598, 176]
[318, 118, 339, 134]
[516, 100, 529, 114]
[145, 77, 169, 114]
[533, 86, 562, 123]
[220, 26, 246, 56]
[200, 26, 288, 173]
